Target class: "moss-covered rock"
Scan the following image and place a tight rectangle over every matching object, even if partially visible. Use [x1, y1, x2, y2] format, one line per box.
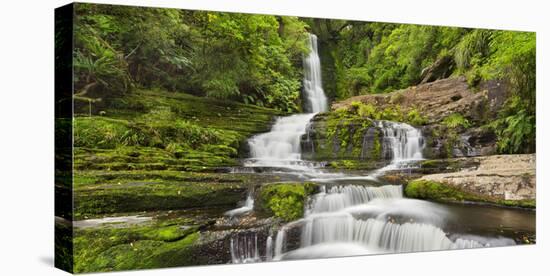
[73, 219, 202, 273]
[405, 179, 535, 208]
[302, 111, 383, 163]
[74, 89, 282, 173]
[72, 170, 262, 219]
[257, 182, 317, 221]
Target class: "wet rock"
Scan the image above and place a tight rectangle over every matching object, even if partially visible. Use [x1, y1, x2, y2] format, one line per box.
[407, 154, 535, 206]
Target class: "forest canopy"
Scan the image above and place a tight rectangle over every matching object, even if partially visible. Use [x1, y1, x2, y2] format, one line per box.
[72, 3, 535, 154]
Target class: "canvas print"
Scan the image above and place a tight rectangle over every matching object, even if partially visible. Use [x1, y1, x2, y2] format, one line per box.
[55, 2, 536, 273]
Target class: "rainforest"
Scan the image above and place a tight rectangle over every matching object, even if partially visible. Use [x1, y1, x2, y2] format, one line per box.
[55, 3, 536, 273]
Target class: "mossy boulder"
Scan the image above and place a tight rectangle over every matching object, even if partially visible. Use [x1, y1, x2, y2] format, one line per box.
[257, 182, 318, 221]
[73, 170, 255, 219]
[405, 179, 535, 208]
[73, 220, 202, 273]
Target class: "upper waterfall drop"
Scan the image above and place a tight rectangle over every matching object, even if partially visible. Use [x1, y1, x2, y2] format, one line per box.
[244, 33, 328, 169]
[303, 34, 328, 113]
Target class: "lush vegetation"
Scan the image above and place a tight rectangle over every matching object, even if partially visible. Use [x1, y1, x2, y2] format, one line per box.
[74, 3, 309, 112]
[309, 21, 535, 154]
[73, 3, 535, 155]
[60, 4, 538, 272]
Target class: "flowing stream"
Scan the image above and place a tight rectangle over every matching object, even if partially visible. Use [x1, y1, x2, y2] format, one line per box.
[228, 33, 525, 264]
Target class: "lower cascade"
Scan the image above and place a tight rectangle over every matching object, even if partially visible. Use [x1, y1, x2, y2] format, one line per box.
[269, 184, 513, 261]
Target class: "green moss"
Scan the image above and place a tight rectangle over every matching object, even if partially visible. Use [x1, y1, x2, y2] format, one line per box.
[74, 221, 201, 273]
[405, 179, 535, 208]
[328, 160, 380, 170]
[74, 89, 282, 173]
[371, 129, 382, 160]
[259, 182, 317, 221]
[73, 170, 253, 219]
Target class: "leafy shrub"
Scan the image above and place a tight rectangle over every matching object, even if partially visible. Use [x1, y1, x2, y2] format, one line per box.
[442, 113, 470, 129]
[74, 117, 141, 149]
[406, 109, 428, 126]
[74, 108, 222, 150]
[491, 108, 535, 154]
[357, 103, 378, 119]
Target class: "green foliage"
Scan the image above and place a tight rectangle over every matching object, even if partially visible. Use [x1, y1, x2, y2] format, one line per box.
[356, 103, 378, 119]
[73, 3, 309, 111]
[454, 30, 492, 72]
[74, 89, 281, 171]
[326, 24, 463, 95]
[406, 109, 428, 126]
[491, 107, 535, 154]
[259, 183, 316, 221]
[347, 101, 427, 126]
[481, 32, 536, 153]
[442, 113, 470, 129]
[74, 24, 131, 95]
[73, 112, 221, 150]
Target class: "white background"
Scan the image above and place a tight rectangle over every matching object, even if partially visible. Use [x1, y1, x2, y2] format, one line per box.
[0, 0, 548, 275]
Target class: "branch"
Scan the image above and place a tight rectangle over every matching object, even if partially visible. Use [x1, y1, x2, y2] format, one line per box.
[74, 82, 97, 97]
[124, 43, 141, 60]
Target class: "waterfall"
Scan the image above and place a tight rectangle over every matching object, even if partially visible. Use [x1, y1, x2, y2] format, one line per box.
[296, 217, 484, 256]
[230, 233, 260, 264]
[224, 192, 254, 217]
[274, 228, 286, 257]
[265, 236, 273, 261]
[244, 33, 327, 169]
[303, 34, 328, 113]
[306, 185, 403, 214]
[245, 113, 316, 168]
[378, 120, 424, 162]
[271, 184, 507, 260]
[232, 32, 517, 264]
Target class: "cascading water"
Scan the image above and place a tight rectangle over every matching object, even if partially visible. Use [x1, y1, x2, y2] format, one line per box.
[230, 233, 260, 264]
[378, 120, 424, 162]
[307, 185, 403, 214]
[244, 33, 327, 169]
[272, 184, 506, 260]
[225, 192, 254, 217]
[302, 34, 328, 113]
[229, 33, 516, 264]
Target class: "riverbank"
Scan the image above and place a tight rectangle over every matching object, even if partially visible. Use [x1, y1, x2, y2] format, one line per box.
[405, 154, 535, 208]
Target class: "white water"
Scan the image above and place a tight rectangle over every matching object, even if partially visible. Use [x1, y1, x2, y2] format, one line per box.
[303, 34, 328, 113]
[230, 233, 260, 264]
[265, 236, 273, 261]
[225, 193, 254, 217]
[378, 120, 424, 162]
[245, 113, 316, 169]
[307, 185, 403, 214]
[273, 184, 495, 260]
[230, 33, 514, 264]
[245, 33, 327, 169]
